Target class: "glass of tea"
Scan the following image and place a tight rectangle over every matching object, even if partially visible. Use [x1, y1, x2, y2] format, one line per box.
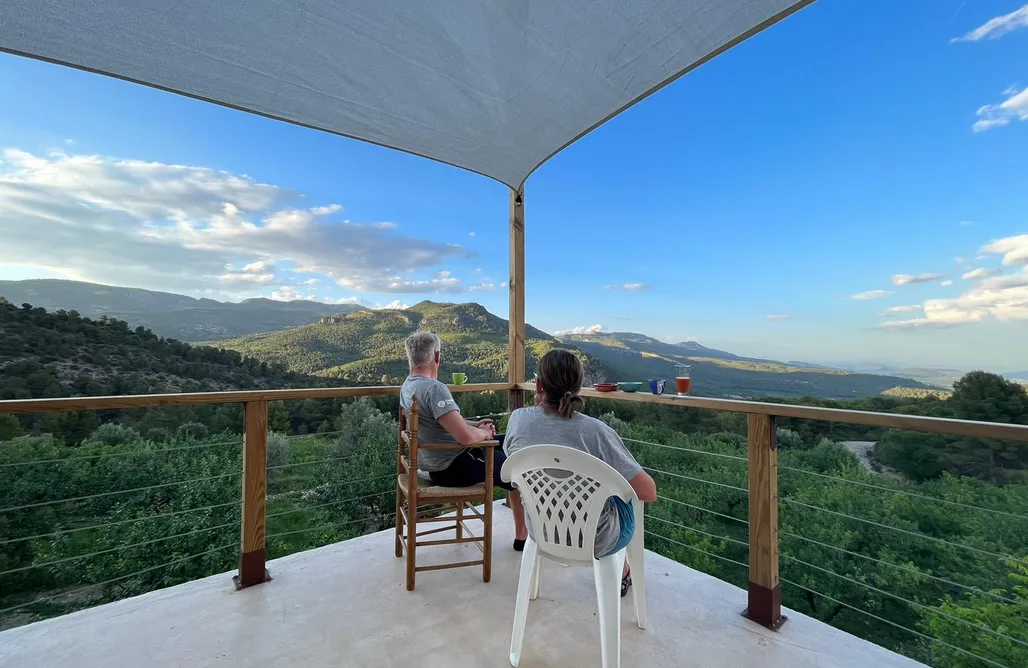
[674, 363, 692, 395]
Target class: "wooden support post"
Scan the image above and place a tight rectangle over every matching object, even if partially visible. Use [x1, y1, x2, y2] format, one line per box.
[744, 413, 784, 629]
[236, 399, 270, 589]
[508, 188, 526, 412]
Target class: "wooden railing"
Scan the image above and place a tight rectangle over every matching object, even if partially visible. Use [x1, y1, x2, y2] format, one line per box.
[3, 381, 1027, 629]
[0, 382, 508, 590]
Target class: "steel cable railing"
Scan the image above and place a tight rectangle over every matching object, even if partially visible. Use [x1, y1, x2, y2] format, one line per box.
[0, 471, 242, 513]
[625, 437, 748, 462]
[632, 432, 1024, 666]
[647, 515, 749, 548]
[780, 554, 1028, 651]
[657, 494, 749, 525]
[267, 473, 395, 499]
[0, 521, 238, 577]
[643, 466, 748, 493]
[266, 454, 358, 471]
[267, 490, 394, 520]
[0, 499, 241, 547]
[780, 497, 1018, 562]
[0, 543, 237, 618]
[780, 530, 1028, 610]
[0, 439, 242, 469]
[267, 512, 393, 540]
[645, 530, 749, 570]
[779, 577, 1012, 668]
[779, 464, 1028, 522]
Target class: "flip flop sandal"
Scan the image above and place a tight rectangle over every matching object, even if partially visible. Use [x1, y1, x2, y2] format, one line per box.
[621, 567, 632, 598]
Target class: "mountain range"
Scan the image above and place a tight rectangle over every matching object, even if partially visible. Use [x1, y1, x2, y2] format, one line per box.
[558, 331, 937, 399]
[0, 279, 956, 399]
[203, 301, 610, 385]
[0, 279, 360, 341]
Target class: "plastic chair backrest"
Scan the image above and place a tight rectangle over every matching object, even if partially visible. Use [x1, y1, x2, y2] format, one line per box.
[502, 445, 635, 563]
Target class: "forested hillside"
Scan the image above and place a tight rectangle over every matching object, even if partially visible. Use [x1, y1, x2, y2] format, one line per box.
[564, 331, 941, 399]
[0, 299, 349, 441]
[209, 301, 612, 383]
[0, 279, 355, 341]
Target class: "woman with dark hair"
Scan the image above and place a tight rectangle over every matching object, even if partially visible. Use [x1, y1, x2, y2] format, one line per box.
[504, 349, 657, 596]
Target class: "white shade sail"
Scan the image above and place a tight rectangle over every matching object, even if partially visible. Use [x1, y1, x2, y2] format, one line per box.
[1, 0, 811, 189]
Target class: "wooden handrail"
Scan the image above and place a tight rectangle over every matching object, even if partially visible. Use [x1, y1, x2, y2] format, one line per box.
[0, 382, 510, 415]
[2, 379, 1024, 441]
[516, 383, 1028, 442]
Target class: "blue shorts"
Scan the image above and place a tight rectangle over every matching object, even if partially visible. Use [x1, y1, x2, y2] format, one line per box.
[600, 497, 635, 557]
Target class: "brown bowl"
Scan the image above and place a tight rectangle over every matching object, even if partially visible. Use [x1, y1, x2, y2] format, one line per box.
[593, 383, 619, 392]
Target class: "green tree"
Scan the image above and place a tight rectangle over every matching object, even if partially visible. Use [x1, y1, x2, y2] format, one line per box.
[0, 414, 22, 440]
[924, 558, 1028, 667]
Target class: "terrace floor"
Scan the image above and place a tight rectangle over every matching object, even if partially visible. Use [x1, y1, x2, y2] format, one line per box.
[0, 503, 924, 668]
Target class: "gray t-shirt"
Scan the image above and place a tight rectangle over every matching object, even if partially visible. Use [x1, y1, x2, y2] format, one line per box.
[504, 407, 643, 556]
[400, 374, 464, 471]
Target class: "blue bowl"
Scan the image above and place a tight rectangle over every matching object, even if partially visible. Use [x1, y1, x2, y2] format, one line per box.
[617, 382, 644, 393]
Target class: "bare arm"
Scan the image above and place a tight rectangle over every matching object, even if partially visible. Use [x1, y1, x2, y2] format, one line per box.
[629, 470, 657, 503]
[438, 411, 494, 446]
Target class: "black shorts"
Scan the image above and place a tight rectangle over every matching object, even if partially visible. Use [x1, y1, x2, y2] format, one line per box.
[428, 434, 513, 491]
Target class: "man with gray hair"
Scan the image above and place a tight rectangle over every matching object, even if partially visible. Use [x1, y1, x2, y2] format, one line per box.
[400, 330, 529, 551]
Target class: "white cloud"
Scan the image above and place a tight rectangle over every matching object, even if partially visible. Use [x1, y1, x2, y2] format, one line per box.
[880, 305, 923, 317]
[468, 282, 497, 291]
[553, 324, 604, 336]
[468, 232, 476, 237]
[981, 234, 1028, 265]
[958, 221, 975, 227]
[851, 290, 890, 300]
[326, 296, 410, 310]
[602, 283, 650, 291]
[335, 275, 462, 293]
[0, 148, 462, 296]
[878, 269, 1028, 329]
[962, 267, 1003, 280]
[892, 273, 944, 286]
[241, 259, 275, 273]
[300, 278, 318, 286]
[881, 235, 1028, 329]
[434, 270, 452, 279]
[311, 204, 342, 216]
[954, 256, 971, 264]
[765, 314, 790, 321]
[270, 286, 313, 301]
[941, 279, 954, 287]
[218, 270, 275, 287]
[972, 86, 1028, 132]
[951, 5, 1028, 42]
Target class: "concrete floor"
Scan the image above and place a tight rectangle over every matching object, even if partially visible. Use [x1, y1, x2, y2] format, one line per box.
[0, 503, 924, 668]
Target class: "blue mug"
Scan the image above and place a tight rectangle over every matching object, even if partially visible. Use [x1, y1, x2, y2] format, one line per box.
[649, 379, 665, 395]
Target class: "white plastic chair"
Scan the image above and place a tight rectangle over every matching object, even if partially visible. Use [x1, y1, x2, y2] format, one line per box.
[501, 445, 646, 668]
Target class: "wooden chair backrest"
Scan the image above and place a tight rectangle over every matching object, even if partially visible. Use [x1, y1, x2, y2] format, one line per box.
[398, 394, 420, 479]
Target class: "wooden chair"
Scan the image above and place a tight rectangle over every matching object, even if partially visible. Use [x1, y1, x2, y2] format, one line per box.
[395, 395, 496, 591]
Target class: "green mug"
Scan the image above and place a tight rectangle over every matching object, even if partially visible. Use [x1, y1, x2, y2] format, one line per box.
[452, 372, 467, 385]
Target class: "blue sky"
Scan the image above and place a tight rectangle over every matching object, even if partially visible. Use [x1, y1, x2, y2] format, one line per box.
[1, 0, 1026, 370]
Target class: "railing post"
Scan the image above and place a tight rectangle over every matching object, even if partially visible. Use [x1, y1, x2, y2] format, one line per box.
[508, 187, 526, 412]
[744, 413, 784, 629]
[236, 399, 270, 589]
